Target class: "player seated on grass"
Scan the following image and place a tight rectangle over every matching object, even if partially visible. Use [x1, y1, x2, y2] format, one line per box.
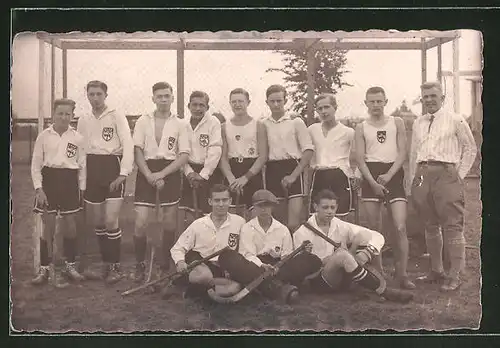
[293, 189, 414, 303]
[31, 98, 86, 288]
[217, 189, 313, 304]
[170, 184, 245, 299]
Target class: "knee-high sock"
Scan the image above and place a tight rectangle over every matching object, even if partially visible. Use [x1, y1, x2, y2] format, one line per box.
[134, 236, 147, 263]
[95, 226, 108, 263]
[40, 238, 51, 267]
[107, 228, 122, 264]
[63, 237, 77, 263]
[446, 236, 465, 280]
[425, 226, 444, 273]
[348, 265, 385, 294]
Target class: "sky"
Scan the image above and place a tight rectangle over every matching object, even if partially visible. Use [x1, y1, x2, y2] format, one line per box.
[11, 30, 482, 122]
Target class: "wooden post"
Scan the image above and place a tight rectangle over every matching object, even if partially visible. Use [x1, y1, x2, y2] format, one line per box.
[452, 37, 460, 113]
[421, 38, 427, 115]
[50, 40, 55, 107]
[306, 47, 316, 127]
[437, 39, 442, 83]
[177, 39, 185, 119]
[62, 48, 68, 98]
[38, 39, 45, 135]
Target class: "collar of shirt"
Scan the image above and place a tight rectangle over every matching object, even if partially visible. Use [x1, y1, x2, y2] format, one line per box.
[248, 217, 283, 235]
[190, 113, 211, 131]
[47, 125, 75, 136]
[146, 111, 176, 119]
[265, 113, 293, 124]
[199, 213, 234, 232]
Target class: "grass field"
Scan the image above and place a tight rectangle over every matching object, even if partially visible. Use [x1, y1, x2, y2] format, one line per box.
[10, 164, 482, 332]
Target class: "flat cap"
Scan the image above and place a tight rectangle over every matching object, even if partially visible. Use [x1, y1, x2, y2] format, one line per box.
[252, 189, 278, 205]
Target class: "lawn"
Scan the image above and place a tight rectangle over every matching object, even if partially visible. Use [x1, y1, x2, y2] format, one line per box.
[10, 164, 482, 332]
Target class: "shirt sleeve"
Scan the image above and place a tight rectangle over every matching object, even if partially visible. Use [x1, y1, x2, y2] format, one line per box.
[178, 120, 191, 155]
[294, 118, 315, 153]
[293, 226, 308, 250]
[239, 224, 263, 267]
[199, 119, 223, 180]
[281, 227, 294, 257]
[132, 116, 146, 149]
[115, 112, 134, 176]
[455, 116, 477, 179]
[77, 134, 87, 190]
[31, 132, 45, 190]
[170, 223, 196, 264]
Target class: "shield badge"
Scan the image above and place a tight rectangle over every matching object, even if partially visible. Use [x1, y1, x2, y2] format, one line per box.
[66, 142, 77, 158]
[248, 147, 255, 156]
[168, 136, 176, 150]
[235, 135, 241, 141]
[102, 127, 114, 142]
[199, 134, 210, 147]
[376, 130, 386, 143]
[228, 233, 239, 249]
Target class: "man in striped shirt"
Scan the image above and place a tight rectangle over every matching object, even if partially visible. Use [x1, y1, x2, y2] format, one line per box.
[409, 81, 477, 292]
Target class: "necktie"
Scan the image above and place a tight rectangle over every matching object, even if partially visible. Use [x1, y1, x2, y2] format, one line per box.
[428, 114, 435, 133]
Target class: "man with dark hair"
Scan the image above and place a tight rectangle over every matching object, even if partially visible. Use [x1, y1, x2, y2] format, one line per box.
[293, 189, 413, 303]
[130, 82, 190, 282]
[77, 80, 134, 284]
[219, 88, 268, 219]
[261, 84, 314, 233]
[179, 91, 223, 228]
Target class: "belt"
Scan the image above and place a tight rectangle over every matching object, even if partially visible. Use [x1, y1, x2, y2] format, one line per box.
[230, 156, 253, 163]
[418, 160, 453, 166]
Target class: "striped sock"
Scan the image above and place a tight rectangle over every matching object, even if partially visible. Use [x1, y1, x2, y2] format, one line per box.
[107, 228, 122, 264]
[95, 226, 108, 263]
[349, 265, 380, 291]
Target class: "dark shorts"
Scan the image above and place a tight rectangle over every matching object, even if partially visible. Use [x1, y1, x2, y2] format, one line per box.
[309, 168, 352, 216]
[361, 162, 407, 204]
[179, 163, 223, 214]
[134, 159, 182, 207]
[185, 250, 225, 278]
[84, 154, 125, 204]
[33, 167, 81, 215]
[265, 159, 305, 199]
[224, 158, 264, 208]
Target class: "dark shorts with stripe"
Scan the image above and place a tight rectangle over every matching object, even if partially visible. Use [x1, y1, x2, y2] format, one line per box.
[179, 163, 223, 214]
[185, 250, 225, 278]
[84, 154, 125, 204]
[134, 159, 182, 207]
[33, 167, 81, 215]
[265, 159, 305, 199]
[310, 168, 353, 216]
[361, 162, 407, 203]
[225, 158, 264, 208]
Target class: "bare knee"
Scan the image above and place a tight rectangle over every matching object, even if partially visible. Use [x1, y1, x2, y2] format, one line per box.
[134, 207, 149, 237]
[188, 265, 213, 286]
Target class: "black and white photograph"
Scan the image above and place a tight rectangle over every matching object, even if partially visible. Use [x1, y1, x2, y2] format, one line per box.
[10, 28, 483, 332]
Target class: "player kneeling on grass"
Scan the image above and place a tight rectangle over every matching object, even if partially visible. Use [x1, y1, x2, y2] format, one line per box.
[170, 184, 245, 298]
[31, 98, 86, 288]
[293, 189, 414, 303]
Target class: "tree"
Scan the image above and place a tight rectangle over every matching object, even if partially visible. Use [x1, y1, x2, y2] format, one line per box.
[266, 48, 352, 123]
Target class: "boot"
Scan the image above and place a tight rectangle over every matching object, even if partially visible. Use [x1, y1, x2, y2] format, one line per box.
[130, 261, 146, 283]
[264, 279, 300, 304]
[64, 261, 85, 282]
[106, 263, 125, 285]
[380, 287, 413, 303]
[31, 265, 50, 285]
[440, 277, 462, 292]
[51, 265, 70, 289]
[397, 276, 416, 290]
[416, 270, 446, 284]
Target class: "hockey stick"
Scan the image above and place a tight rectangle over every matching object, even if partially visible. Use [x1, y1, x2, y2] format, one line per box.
[207, 240, 310, 304]
[192, 184, 201, 219]
[121, 246, 230, 296]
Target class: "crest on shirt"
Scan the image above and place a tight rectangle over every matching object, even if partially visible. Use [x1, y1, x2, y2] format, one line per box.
[66, 142, 77, 158]
[275, 246, 281, 253]
[235, 135, 241, 141]
[248, 147, 255, 156]
[102, 127, 114, 142]
[199, 134, 210, 147]
[168, 136, 176, 150]
[376, 130, 386, 143]
[228, 233, 239, 249]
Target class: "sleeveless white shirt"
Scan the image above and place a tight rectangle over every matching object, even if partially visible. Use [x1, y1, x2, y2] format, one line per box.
[362, 116, 398, 163]
[225, 118, 259, 159]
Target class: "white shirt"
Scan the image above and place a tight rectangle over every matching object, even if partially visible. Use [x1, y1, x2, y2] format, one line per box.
[294, 214, 385, 260]
[224, 118, 259, 159]
[262, 113, 314, 161]
[308, 122, 354, 177]
[170, 213, 246, 264]
[362, 117, 399, 163]
[76, 107, 134, 176]
[409, 108, 477, 183]
[239, 217, 294, 267]
[184, 114, 223, 180]
[133, 112, 191, 160]
[31, 125, 86, 190]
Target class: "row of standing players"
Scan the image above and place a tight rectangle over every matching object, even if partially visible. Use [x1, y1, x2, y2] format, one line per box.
[31, 80, 476, 300]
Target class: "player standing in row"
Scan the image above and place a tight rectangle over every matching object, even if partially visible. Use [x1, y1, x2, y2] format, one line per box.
[262, 84, 314, 233]
[130, 82, 190, 282]
[308, 93, 355, 219]
[77, 80, 134, 284]
[219, 88, 268, 219]
[31, 98, 86, 287]
[179, 91, 223, 227]
[355, 86, 415, 289]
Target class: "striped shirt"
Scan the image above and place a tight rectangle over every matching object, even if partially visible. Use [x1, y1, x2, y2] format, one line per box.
[262, 113, 314, 161]
[31, 125, 86, 190]
[76, 107, 134, 176]
[409, 108, 477, 183]
[133, 112, 190, 160]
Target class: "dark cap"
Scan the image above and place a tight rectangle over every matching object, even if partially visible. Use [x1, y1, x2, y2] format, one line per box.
[252, 189, 278, 205]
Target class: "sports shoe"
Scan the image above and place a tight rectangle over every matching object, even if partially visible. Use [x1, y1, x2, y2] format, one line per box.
[398, 276, 416, 290]
[381, 287, 413, 303]
[106, 263, 125, 284]
[52, 267, 70, 289]
[130, 262, 146, 283]
[31, 266, 50, 285]
[416, 270, 446, 284]
[440, 278, 462, 292]
[64, 262, 85, 282]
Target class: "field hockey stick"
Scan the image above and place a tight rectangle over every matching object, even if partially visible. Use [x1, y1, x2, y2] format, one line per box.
[121, 246, 230, 296]
[192, 184, 201, 219]
[207, 241, 310, 304]
[353, 185, 360, 225]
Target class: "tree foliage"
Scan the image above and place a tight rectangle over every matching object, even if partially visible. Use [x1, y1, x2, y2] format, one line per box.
[266, 48, 352, 122]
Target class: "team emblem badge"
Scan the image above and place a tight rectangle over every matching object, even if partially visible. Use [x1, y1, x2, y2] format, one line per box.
[235, 135, 241, 141]
[168, 136, 176, 150]
[248, 147, 255, 156]
[66, 142, 77, 158]
[199, 134, 210, 147]
[377, 130, 386, 143]
[102, 127, 114, 141]
[275, 246, 281, 253]
[228, 233, 239, 248]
